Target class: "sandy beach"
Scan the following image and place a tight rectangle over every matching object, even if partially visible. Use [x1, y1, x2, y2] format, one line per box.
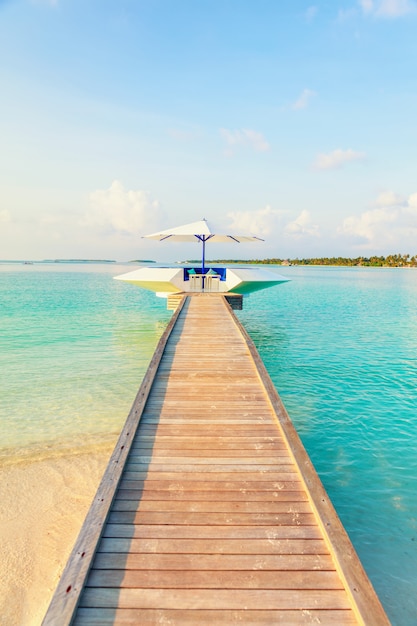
[0, 447, 113, 626]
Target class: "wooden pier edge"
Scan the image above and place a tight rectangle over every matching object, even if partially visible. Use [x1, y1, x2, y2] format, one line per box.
[224, 295, 390, 626]
[41, 296, 187, 626]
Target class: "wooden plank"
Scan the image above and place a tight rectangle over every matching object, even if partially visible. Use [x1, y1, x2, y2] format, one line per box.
[130, 435, 284, 443]
[129, 441, 287, 450]
[79, 587, 352, 610]
[74, 607, 357, 625]
[116, 489, 307, 502]
[139, 418, 277, 424]
[74, 607, 358, 626]
[91, 551, 336, 571]
[135, 424, 280, 433]
[125, 455, 293, 465]
[122, 458, 294, 468]
[120, 470, 302, 482]
[117, 478, 303, 491]
[126, 448, 292, 458]
[143, 401, 269, 408]
[102, 524, 322, 540]
[111, 500, 313, 513]
[97, 537, 328, 555]
[140, 414, 274, 421]
[86, 568, 343, 590]
[107, 511, 317, 526]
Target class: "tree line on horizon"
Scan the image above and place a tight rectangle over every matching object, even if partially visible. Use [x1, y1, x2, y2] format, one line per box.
[202, 253, 417, 267]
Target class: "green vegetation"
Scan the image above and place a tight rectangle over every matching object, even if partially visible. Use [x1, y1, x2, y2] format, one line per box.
[202, 254, 417, 267]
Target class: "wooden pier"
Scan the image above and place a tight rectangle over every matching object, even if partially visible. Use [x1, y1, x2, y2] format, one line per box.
[42, 294, 390, 625]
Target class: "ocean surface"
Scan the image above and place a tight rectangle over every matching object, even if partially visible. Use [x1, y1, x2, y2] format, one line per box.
[1, 262, 416, 625]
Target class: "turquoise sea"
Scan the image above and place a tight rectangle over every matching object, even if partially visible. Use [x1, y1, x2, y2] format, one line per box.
[1, 263, 416, 625]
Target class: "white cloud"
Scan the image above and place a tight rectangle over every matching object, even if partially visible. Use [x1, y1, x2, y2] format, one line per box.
[337, 7, 359, 20]
[339, 190, 417, 248]
[403, 191, 417, 220]
[83, 180, 163, 236]
[341, 207, 398, 242]
[227, 206, 321, 244]
[313, 148, 366, 170]
[408, 192, 417, 209]
[305, 6, 318, 20]
[227, 205, 284, 238]
[359, 0, 417, 16]
[220, 128, 270, 156]
[0, 209, 11, 223]
[372, 189, 417, 211]
[374, 190, 406, 206]
[292, 88, 316, 110]
[359, 0, 375, 13]
[284, 210, 320, 238]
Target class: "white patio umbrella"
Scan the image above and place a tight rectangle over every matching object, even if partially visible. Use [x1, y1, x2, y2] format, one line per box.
[144, 218, 264, 271]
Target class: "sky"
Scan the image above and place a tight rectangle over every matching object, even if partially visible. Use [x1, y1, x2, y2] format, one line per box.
[1, 0, 417, 262]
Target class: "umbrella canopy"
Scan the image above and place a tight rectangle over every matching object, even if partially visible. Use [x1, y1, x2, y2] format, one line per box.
[144, 219, 264, 270]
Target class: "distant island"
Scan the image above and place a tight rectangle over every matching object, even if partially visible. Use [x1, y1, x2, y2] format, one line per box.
[42, 259, 116, 264]
[129, 259, 156, 263]
[198, 254, 417, 268]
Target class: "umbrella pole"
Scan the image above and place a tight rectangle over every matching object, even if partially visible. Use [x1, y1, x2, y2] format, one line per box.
[202, 238, 206, 291]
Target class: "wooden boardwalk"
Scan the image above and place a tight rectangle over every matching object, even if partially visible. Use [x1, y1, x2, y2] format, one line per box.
[43, 295, 390, 626]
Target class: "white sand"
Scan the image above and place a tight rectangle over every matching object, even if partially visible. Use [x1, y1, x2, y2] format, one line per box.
[0, 447, 113, 626]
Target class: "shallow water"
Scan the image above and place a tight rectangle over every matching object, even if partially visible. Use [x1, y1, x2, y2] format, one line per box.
[1, 263, 416, 624]
[0, 264, 171, 461]
[238, 266, 417, 626]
